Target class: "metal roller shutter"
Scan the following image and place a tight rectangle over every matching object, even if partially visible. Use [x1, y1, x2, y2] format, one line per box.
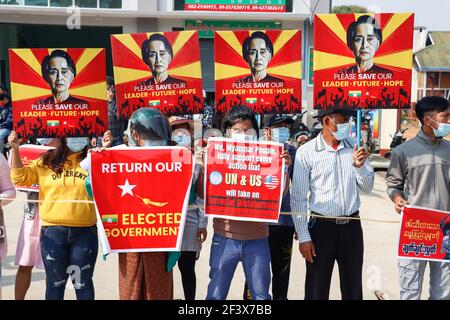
[199, 39, 215, 92]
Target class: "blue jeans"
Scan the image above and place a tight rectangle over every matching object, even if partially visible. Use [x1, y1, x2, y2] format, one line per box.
[206, 234, 271, 300]
[40, 225, 98, 300]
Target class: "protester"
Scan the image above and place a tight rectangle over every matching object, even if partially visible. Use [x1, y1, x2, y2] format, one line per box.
[386, 96, 450, 300]
[206, 106, 291, 300]
[291, 107, 374, 300]
[8, 132, 98, 300]
[169, 116, 207, 300]
[14, 138, 58, 300]
[0, 152, 17, 297]
[243, 114, 296, 300]
[115, 108, 174, 300]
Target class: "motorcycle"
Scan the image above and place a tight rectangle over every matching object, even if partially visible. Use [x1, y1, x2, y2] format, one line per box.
[383, 128, 408, 160]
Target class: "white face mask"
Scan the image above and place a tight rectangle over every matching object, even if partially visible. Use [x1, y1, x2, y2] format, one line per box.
[66, 137, 88, 152]
[230, 133, 256, 141]
[428, 117, 450, 138]
[142, 140, 167, 147]
[329, 118, 352, 141]
[36, 138, 54, 146]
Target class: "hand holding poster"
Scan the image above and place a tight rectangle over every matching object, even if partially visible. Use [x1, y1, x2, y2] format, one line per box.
[9, 144, 54, 192]
[204, 137, 284, 222]
[9, 48, 108, 137]
[90, 147, 194, 253]
[314, 13, 414, 109]
[398, 205, 450, 262]
[215, 30, 302, 114]
[111, 31, 203, 117]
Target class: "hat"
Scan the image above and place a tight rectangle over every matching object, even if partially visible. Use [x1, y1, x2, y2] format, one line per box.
[313, 108, 357, 119]
[266, 114, 294, 127]
[169, 116, 194, 130]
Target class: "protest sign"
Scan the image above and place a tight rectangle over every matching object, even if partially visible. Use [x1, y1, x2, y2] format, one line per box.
[215, 29, 302, 114]
[9, 48, 108, 137]
[398, 205, 450, 262]
[111, 31, 203, 117]
[90, 147, 194, 253]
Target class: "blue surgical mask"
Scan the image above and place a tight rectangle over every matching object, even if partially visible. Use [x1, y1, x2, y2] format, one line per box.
[66, 137, 88, 152]
[429, 118, 450, 138]
[330, 119, 351, 141]
[36, 138, 53, 146]
[172, 134, 191, 147]
[271, 127, 290, 143]
[143, 140, 167, 147]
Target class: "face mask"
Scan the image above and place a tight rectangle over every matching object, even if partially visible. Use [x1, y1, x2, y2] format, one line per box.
[66, 137, 88, 152]
[143, 140, 167, 147]
[271, 127, 290, 144]
[172, 134, 191, 147]
[36, 138, 53, 146]
[329, 119, 351, 141]
[429, 118, 450, 138]
[231, 133, 256, 141]
[0, 94, 5, 101]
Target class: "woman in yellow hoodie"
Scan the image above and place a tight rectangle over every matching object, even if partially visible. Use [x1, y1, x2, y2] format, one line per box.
[8, 131, 97, 300]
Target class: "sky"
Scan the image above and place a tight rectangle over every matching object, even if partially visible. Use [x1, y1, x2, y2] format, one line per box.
[332, 0, 450, 31]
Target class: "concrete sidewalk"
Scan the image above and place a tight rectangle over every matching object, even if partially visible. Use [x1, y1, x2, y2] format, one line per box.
[0, 172, 430, 300]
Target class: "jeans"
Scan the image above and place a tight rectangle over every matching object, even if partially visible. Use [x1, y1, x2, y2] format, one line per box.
[399, 259, 450, 300]
[206, 234, 271, 300]
[40, 225, 98, 300]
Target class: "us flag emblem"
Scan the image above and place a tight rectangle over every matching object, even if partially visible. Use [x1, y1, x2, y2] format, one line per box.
[264, 175, 279, 190]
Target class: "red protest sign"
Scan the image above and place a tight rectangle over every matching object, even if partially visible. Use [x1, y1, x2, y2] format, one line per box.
[313, 13, 414, 109]
[204, 138, 284, 222]
[9, 48, 108, 137]
[398, 205, 450, 262]
[9, 144, 54, 192]
[111, 31, 204, 117]
[215, 30, 302, 114]
[90, 148, 194, 253]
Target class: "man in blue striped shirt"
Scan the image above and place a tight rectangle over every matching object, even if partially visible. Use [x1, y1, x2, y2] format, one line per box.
[290, 108, 374, 300]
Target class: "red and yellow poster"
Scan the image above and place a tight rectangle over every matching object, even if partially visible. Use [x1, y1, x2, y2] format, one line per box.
[111, 31, 203, 117]
[398, 206, 450, 262]
[314, 13, 414, 109]
[90, 148, 194, 253]
[9, 48, 108, 137]
[204, 137, 284, 222]
[215, 30, 302, 114]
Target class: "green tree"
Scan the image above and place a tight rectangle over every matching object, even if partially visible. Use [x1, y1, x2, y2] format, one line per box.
[0, 0, 19, 4]
[332, 5, 368, 13]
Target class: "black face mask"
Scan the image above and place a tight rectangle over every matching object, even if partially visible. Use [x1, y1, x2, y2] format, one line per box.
[0, 94, 6, 101]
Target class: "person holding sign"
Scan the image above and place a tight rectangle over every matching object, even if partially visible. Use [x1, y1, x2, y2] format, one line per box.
[14, 138, 58, 300]
[206, 106, 291, 300]
[117, 107, 175, 300]
[0, 151, 16, 298]
[291, 108, 374, 300]
[386, 96, 450, 300]
[169, 116, 207, 300]
[8, 132, 97, 300]
[140, 34, 186, 86]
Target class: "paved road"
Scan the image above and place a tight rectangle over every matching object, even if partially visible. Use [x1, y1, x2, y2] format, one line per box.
[0, 172, 430, 300]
